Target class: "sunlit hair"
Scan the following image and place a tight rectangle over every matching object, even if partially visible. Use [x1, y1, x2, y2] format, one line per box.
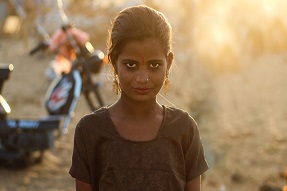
[107, 5, 172, 66]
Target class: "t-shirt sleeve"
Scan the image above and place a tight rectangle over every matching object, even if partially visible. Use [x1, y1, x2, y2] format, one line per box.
[69, 118, 92, 184]
[184, 115, 209, 181]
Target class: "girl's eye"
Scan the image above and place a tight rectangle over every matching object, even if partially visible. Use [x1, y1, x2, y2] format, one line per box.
[126, 62, 137, 68]
[150, 63, 159, 68]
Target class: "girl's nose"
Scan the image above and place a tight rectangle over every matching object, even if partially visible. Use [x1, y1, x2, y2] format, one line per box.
[135, 70, 149, 84]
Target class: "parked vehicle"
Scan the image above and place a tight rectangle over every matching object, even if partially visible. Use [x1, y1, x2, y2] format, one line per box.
[0, 0, 107, 166]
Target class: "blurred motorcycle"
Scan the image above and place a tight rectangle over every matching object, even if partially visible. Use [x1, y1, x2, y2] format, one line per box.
[0, 0, 107, 166]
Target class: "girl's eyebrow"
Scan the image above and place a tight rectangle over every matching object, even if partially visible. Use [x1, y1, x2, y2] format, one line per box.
[119, 58, 164, 63]
[147, 59, 164, 63]
[120, 58, 138, 63]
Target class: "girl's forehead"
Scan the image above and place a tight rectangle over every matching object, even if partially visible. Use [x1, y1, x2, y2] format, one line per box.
[120, 38, 165, 57]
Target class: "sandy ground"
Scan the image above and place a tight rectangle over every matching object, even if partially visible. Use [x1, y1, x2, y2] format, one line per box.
[0, 33, 287, 191]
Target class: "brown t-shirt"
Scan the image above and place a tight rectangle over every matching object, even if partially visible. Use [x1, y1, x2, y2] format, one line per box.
[69, 106, 208, 191]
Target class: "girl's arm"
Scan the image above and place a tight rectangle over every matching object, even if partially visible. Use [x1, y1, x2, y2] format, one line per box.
[185, 175, 201, 191]
[76, 179, 92, 191]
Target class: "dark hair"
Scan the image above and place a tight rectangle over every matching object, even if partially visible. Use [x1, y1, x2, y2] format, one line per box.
[107, 5, 172, 65]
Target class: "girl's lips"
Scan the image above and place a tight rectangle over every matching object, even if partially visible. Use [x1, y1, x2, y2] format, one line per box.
[133, 87, 151, 94]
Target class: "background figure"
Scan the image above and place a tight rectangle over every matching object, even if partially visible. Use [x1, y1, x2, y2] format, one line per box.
[46, 27, 90, 80]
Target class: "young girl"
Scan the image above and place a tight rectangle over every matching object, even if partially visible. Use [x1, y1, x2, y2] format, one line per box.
[69, 5, 208, 191]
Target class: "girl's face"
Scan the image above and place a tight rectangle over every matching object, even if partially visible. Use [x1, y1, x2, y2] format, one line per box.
[115, 38, 173, 103]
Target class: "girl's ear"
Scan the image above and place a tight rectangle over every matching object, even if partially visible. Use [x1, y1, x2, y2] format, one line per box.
[167, 52, 174, 71]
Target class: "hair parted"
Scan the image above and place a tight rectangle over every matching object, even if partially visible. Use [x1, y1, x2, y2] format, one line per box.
[107, 5, 173, 66]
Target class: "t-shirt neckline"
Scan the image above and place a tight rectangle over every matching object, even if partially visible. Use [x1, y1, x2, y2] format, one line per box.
[103, 105, 167, 143]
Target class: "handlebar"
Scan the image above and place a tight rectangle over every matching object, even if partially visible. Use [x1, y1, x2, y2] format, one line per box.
[29, 41, 49, 55]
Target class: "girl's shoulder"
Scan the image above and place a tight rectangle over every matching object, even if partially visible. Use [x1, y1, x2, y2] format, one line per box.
[164, 106, 198, 128]
[76, 107, 110, 130]
[81, 107, 107, 120]
[164, 106, 192, 119]
[164, 106, 188, 115]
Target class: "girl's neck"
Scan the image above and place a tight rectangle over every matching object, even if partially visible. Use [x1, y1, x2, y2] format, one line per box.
[111, 96, 162, 119]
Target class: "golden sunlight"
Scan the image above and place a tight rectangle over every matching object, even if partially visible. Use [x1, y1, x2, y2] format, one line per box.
[168, 0, 287, 72]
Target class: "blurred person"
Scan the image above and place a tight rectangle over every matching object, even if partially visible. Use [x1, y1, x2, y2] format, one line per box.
[69, 5, 209, 191]
[46, 26, 90, 80]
